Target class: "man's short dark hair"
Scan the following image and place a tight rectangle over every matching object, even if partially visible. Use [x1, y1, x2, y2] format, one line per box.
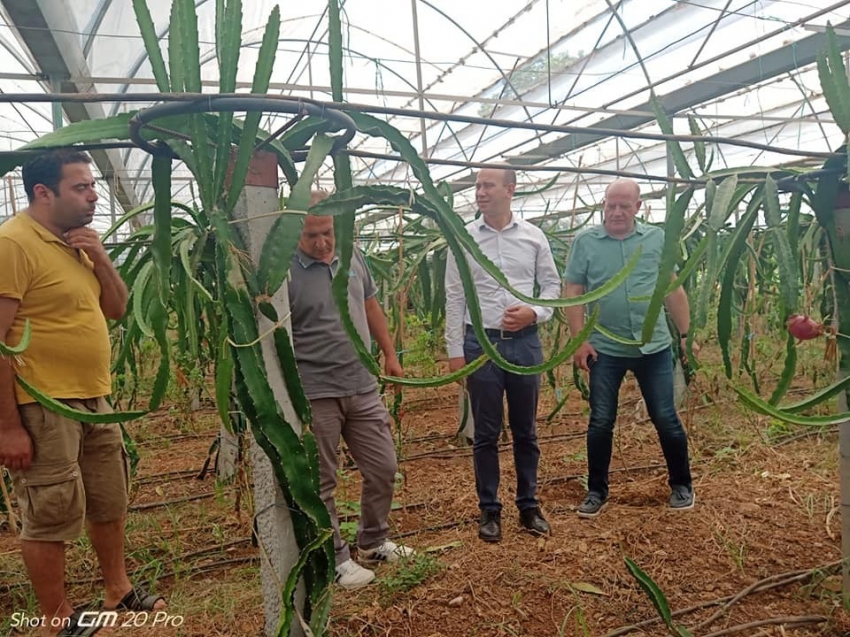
[501, 167, 517, 187]
[22, 150, 93, 202]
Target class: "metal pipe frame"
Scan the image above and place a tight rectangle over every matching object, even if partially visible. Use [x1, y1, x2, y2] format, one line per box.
[0, 91, 834, 160]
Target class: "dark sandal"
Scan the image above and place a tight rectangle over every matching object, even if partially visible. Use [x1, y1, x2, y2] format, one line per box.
[109, 586, 165, 611]
[56, 610, 101, 636]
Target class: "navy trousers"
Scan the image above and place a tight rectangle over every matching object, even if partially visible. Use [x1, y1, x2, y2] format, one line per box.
[463, 326, 543, 513]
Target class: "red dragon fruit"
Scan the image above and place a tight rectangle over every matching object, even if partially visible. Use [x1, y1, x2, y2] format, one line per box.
[786, 314, 823, 341]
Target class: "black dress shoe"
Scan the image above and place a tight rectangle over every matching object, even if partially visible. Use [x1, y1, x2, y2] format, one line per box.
[519, 507, 551, 536]
[478, 509, 502, 543]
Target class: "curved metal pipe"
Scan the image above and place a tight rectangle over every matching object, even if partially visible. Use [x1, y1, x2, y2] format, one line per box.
[127, 95, 356, 158]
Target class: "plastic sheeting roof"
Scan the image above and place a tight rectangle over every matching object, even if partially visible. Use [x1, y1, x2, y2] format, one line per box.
[0, 0, 847, 229]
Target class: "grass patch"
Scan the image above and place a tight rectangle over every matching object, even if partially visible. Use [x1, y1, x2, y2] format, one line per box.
[377, 553, 443, 602]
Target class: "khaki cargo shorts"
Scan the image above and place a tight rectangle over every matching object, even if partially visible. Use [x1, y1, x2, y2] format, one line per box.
[9, 397, 129, 542]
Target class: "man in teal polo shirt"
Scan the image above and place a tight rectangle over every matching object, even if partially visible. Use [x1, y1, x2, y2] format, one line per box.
[564, 178, 694, 518]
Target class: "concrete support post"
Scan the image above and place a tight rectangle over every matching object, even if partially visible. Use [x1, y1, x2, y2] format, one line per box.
[840, 384, 849, 606]
[229, 150, 305, 637]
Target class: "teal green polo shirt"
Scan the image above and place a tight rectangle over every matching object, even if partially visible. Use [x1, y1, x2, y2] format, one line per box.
[564, 222, 672, 357]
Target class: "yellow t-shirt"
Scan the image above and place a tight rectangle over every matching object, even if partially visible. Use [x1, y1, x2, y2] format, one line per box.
[0, 214, 112, 404]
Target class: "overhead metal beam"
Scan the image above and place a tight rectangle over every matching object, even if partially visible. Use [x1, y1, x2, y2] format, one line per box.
[508, 21, 850, 168]
[0, 0, 140, 212]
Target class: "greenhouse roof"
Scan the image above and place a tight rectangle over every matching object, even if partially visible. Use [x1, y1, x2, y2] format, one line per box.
[0, 0, 847, 230]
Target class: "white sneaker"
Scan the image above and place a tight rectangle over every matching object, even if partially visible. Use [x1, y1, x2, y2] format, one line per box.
[358, 540, 416, 564]
[335, 559, 375, 590]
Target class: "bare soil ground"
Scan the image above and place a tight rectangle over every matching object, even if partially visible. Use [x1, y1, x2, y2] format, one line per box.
[1, 349, 849, 637]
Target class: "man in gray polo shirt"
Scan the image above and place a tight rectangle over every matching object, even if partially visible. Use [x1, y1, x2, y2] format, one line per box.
[288, 193, 413, 589]
[564, 178, 694, 518]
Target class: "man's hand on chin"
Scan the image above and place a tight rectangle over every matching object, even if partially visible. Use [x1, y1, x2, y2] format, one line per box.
[65, 227, 109, 265]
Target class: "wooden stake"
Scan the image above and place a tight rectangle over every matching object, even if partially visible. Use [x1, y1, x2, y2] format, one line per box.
[7, 176, 17, 216]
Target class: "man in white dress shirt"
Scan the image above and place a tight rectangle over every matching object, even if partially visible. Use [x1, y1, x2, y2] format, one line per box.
[445, 167, 561, 542]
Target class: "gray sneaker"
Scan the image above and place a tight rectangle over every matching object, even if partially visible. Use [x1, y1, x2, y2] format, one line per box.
[669, 486, 695, 510]
[577, 492, 608, 518]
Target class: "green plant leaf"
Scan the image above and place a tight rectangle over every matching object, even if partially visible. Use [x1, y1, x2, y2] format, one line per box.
[765, 176, 799, 317]
[732, 383, 850, 426]
[515, 173, 559, 197]
[276, 527, 334, 637]
[810, 150, 845, 270]
[177, 0, 201, 93]
[170, 0, 214, 209]
[0, 114, 133, 179]
[130, 261, 156, 338]
[102, 202, 155, 241]
[641, 188, 694, 344]
[147, 293, 171, 411]
[225, 5, 280, 214]
[781, 375, 850, 413]
[0, 319, 30, 356]
[168, 0, 186, 92]
[382, 355, 488, 387]
[650, 95, 693, 179]
[212, 0, 242, 201]
[594, 323, 642, 346]
[215, 331, 234, 430]
[769, 333, 797, 405]
[707, 175, 738, 232]
[624, 556, 675, 628]
[687, 114, 706, 173]
[272, 327, 312, 425]
[717, 196, 760, 377]
[178, 234, 214, 302]
[331, 201, 380, 377]
[328, 0, 345, 100]
[817, 25, 850, 134]
[786, 190, 802, 257]
[151, 156, 173, 306]
[16, 377, 146, 423]
[132, 0, 170, 92]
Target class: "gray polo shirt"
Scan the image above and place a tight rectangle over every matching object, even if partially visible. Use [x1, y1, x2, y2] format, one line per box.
[288, 248, 378, 399]
[564, 222, 672, 357]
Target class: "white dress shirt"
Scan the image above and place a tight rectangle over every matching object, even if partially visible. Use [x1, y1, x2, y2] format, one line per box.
[444, 214, 561, 358]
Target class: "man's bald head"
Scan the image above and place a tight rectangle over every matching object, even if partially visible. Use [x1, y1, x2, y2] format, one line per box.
[604, 179, 641, 201]
[299, 190, 335, 263]
[309, 189, 330, 207]
[475, 166, 517, 218]
[602, 179, 642, 239]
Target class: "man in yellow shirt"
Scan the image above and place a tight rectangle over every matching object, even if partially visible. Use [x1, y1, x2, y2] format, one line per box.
[0, 150, 164, 636]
